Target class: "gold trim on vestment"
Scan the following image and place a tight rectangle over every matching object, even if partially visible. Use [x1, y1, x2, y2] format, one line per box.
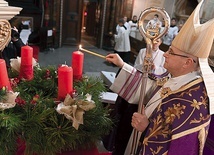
[160, 78, 203, 100]
[171, 120, 210, 140]
[198, 127, 206, 155]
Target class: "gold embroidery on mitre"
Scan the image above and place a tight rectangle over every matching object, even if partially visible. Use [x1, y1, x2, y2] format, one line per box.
[0, 20, 11, 51]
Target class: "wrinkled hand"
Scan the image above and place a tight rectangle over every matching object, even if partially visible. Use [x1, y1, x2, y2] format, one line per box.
[105, 53, 124, 68]
[131, 110, 149, 132]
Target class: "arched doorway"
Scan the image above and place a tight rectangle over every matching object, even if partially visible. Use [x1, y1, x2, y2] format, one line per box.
[80, 0, 98, 48]
[174, 0, 198, 21]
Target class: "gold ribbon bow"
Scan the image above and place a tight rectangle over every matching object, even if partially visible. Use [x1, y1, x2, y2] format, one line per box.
[56, 94, 96, 130]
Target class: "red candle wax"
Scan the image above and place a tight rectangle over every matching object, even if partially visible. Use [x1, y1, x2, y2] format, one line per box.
[20, 46, 33, 80]
[0, 59, 12, 91]
[21, 46, 33, 65]
[29, 45, 40, 62]
[58, 65, 73, 100]
[72, 51, 84, 80]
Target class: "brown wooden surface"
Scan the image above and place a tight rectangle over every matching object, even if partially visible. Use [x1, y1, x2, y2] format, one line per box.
[85, 2, 96, 36]
[62, 0, 83, 46]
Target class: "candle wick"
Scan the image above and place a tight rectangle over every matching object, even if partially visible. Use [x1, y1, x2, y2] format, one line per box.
[65, 61, 66, 65]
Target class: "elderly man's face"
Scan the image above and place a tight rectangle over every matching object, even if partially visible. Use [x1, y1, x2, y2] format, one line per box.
[163, 46, 189, 76]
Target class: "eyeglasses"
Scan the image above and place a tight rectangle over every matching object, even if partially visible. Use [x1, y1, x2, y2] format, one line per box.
[168, 50, 196, 63]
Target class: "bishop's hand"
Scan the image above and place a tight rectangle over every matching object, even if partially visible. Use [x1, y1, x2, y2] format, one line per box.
[105, 53, 124, 68]
[131, 108, 149, 132]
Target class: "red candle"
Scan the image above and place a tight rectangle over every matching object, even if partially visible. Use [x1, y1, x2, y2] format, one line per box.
[29, 45, 40, 62]
[72, 51, 84, 80]
[0, 59, 12, 91]
[20, 46, 33, 80]
[58, 65, 73, 100]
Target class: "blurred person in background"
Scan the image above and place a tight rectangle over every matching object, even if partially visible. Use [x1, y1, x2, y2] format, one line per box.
[129, 15, 138, 38]
[163, 18, 178, 46]
[0, 27, 25, 67]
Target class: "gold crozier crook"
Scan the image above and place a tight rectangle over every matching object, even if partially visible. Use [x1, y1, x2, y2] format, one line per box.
[130, 7, 170, 155]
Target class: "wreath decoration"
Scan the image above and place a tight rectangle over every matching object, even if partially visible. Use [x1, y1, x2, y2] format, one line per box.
[0, 64, 112, 155]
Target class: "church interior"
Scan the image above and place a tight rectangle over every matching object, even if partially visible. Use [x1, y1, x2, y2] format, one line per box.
[0, 0, 214, 154]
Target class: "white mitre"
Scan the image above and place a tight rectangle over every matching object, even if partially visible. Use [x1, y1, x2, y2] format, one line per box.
[171, 0, 214, 114]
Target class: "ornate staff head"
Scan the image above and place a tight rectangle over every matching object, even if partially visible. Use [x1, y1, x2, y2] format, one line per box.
[138, 7, 170, 73]
[0, 20, 11, 51]
[0, 0, 22, 51]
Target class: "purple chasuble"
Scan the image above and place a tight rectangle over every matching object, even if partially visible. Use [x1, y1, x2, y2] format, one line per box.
[140, 79, 210, 155]
[203, 115, 214, 155]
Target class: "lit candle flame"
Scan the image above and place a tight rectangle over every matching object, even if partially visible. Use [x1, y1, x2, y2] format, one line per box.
[79, 45, 82, 50]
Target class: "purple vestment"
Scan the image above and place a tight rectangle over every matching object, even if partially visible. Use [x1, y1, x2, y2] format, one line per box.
[140, 78, 210, 155]
[203, 115, 214, 155]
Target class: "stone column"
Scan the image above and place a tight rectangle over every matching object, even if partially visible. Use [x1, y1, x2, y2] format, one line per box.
[201, 0, 214, 22]
[201, 0, 214, 57]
